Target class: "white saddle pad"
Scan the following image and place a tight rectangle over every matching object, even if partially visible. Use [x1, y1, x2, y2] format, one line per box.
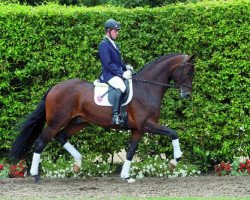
[94, 79, 133, 106]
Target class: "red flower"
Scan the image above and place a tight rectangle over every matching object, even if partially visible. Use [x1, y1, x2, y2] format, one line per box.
[14, 171, 20, 176]
[214, 165, 221, 173]
[241, 163, 245, 167]
[8, 160, 27, 178]
[246, 159, 250, 168]
[11, 165, 17, 171]
[226, 164, 231, 171]
[215, 159, 250, 176]
[0, 164, 4, 170]
[220, 162, 231, 171]
[19, 166, 25, 172]
[239, 163, 246, 170]
[220, 162, 226, 170]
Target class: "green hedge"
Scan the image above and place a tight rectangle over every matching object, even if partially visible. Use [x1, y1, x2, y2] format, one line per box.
[0, 0, 189, 7]
[0, 0, 249, 170]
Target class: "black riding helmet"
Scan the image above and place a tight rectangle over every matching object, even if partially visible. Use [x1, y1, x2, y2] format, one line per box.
[104, 19, 121, 30]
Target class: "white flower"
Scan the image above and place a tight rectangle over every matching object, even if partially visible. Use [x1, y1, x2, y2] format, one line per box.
[239, 126, 245, 131]
[137, 172, 144, 179]
[168, 174, 178, 178]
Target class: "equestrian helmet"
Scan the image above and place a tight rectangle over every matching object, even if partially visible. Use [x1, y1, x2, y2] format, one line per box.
[104, 19, 121, 30]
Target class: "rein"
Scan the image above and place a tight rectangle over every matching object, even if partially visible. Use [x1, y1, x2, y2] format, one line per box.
[133, 76, 192, 89]
[133, 78, 178, 88]
[133, 59, 193, 89]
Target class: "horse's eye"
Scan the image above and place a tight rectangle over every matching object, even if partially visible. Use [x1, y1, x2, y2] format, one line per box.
[187, 71, 194, 76]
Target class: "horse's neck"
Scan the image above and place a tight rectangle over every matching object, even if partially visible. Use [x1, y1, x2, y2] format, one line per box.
[134, 57, 177, 105]
[137, 57, 175, 87]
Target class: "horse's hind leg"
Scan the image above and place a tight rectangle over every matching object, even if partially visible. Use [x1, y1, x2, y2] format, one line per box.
[121, 130, 143, 183]
[30, 126, 60, 182]
[55, 118, 87, 173]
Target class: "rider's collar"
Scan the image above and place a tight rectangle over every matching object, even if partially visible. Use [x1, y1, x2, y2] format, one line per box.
[105, 36, 117, 49]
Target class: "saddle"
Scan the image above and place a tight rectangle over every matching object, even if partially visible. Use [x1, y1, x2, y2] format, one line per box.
[93, 79, 133, 107]
[94, 79, 133, 128]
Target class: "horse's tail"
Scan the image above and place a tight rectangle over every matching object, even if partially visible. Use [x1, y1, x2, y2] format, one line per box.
[9, 89, 51, 162]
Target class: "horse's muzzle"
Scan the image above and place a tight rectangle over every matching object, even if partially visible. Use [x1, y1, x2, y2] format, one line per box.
[180, 90, 191, 98]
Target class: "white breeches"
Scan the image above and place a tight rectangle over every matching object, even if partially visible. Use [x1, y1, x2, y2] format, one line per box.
[108, 76, 126, 93]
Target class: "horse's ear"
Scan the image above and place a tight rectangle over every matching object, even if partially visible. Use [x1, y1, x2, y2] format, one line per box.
[188, 54, 196, 61]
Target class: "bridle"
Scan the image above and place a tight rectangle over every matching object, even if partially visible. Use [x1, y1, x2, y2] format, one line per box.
[133, 56, 193, 89]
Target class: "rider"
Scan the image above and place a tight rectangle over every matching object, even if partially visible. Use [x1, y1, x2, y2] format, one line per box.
[98, 19, 133, 125]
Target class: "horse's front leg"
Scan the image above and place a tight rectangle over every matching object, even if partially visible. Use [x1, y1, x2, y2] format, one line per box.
[121, 130, 143, 183]
[144, 122, 182, 168]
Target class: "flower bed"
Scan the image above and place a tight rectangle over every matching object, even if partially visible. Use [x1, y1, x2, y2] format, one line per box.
[0, 159, 27, 179]
[130, 155, 201, 178]
[214, 158, 250, 176]
[1, 157, 250, 179]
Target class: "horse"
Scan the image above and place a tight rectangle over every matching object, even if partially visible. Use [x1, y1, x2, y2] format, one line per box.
[9, 53, 195, 183]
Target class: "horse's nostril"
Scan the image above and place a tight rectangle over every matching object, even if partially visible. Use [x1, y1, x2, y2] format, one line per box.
[183, 93, 191, 99]
[181, 92, 191, 98]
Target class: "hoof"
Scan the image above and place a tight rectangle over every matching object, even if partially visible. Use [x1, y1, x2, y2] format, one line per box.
[169, 159, 177, 174]
[73, 164, 81, 173]
[123, 177, 136, 183]
[33, 175, 41, 183]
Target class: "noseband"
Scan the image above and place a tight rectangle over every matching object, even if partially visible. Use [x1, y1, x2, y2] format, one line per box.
[134, 56, 193, 89]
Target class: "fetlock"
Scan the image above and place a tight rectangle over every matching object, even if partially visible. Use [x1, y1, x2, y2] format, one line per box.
[121, 160, 131, 179]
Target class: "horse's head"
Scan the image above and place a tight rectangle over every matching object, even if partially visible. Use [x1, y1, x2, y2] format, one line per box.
[171, 54, 195, 98]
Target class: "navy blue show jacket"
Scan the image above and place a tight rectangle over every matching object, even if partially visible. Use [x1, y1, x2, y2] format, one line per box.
[98, 37, 127, 82]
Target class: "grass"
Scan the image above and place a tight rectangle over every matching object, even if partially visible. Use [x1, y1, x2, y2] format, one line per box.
[2, 197, 250, 200]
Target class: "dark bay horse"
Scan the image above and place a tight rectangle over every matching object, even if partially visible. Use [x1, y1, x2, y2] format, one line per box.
[9, 54, 195, 183]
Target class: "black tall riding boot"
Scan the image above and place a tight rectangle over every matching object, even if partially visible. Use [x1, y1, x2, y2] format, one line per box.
[111, 89, 123, 125]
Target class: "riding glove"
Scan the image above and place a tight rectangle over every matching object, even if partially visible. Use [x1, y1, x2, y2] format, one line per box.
[122, 70, 132, 79]
[126, 64, 134, 72]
